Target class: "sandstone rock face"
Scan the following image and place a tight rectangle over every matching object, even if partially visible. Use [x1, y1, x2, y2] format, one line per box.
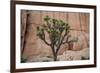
[69, 31, 89, 51]
[21, 10, 89, 62]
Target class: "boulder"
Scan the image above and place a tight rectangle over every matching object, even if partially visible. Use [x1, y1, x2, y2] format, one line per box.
[58, 48, 89, 61]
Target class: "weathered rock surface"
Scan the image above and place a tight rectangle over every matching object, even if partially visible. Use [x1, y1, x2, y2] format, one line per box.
[26, 48, 89, 62]
[58, 48, 89, 61]
[27, 56, 54, 62]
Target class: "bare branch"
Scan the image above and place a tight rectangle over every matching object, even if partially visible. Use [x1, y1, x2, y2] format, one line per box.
[42, 32, 51, 46]
[62, 35, 71, 44]
[42, 38, 51, 46]
[56, 31, 69, 54]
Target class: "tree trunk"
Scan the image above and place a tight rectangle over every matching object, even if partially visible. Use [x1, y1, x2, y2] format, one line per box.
[54, 54, 57, 61]
[51, 47, 57, 61]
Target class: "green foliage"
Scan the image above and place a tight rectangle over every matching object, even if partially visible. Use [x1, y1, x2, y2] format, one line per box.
[37, 26, 45, 40]
[21, 58, 27, 63]
[44, 15, 50, 21]
[37, 15, 70, 45]
[81, 56, 89, 60]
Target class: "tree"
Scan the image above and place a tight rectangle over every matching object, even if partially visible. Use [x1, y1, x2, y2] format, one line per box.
[37, 16, 76, 61]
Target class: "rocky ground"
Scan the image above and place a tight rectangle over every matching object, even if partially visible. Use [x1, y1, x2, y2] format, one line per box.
[26, 48, 89, 62]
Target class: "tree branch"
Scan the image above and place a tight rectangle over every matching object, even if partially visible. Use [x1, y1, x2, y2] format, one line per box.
[41, 32, 51, 46]
[62, 35, 71, 44]
[47, 22, 51, 29]
[55, 31, 67, 54]
[42, 38, 51, 46]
